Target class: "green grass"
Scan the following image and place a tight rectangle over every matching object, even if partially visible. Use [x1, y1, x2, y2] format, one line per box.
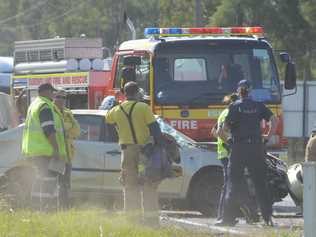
[0, 208, 216, 237]
[0, 204, 303, 237]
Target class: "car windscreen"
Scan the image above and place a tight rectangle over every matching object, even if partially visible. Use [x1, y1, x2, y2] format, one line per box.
[154, 40, 281, 106]
[156, 116, 196, 148]
[74, 114, 104, 142]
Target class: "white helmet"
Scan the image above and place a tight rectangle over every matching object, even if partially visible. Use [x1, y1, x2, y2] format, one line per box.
[99, 96, 116, 110]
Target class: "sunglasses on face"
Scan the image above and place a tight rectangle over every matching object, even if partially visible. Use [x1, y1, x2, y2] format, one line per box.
[55, 95, 67, 100]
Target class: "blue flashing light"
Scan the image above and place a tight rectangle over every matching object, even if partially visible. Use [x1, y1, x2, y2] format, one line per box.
[144, 26, 264, 38]
[160, 28, 182, 35]
[144, 28, 160, 35]
[168, 28, 182, 34]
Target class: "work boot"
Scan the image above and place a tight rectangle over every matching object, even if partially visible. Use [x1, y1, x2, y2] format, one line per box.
[263, 216, 274, 227]
[240, 205, 260, 224]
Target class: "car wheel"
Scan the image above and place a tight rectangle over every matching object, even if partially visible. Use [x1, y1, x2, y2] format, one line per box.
[288, 188, 303, 209]
[3, 166, 35, 209]
[190, 169, 223, 217]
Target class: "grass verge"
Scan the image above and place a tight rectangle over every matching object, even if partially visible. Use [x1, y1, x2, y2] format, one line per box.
[0, 208, 216, 237]
[0, 207, 303, 237]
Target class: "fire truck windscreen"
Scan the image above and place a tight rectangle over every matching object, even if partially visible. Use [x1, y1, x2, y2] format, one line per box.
[153, 40, 281, 106]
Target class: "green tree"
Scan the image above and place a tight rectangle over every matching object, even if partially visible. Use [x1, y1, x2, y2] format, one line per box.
[210, 0, 311, 79]
[300, 0, 316, 79]
[159, 0, 219, 27]
[0, 0, 20, 54]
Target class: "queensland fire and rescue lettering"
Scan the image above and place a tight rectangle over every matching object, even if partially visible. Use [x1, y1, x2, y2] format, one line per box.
[26, 73, 88, 89]
[170, 120, 198, 130]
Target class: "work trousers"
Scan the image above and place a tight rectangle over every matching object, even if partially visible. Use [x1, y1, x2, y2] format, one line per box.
[30, 157, 58, 179]
[223, 142, 272, 222]
[30, 157, 60, 210]
[30, 157, 71, 209]
[121, 144, 159, 225]
[217, 157, 228, 220]
[59, 163, 72, 209]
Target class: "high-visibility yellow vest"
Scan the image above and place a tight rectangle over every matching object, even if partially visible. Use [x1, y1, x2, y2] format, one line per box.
[217, 108, 229, 160]
[22, 96, 67, 160]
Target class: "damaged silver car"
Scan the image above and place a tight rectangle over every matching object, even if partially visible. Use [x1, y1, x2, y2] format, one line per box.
[0, 110, 222, 215]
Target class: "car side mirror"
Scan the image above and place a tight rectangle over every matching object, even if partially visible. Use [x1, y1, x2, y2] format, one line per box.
[284, 62, 296, 90]
[279, 52, 290, 63]
[123, 56, 141, 66]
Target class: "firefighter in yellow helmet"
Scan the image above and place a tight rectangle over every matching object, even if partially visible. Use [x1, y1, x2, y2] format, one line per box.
[54, 89, 80, 208]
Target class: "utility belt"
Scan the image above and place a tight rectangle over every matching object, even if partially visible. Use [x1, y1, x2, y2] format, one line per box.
[232, 136, 262, 144]
[120, 144, 144, 150]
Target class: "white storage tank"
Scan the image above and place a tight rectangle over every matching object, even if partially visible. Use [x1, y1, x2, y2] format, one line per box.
[79, 58, 91, 71]
[0, 57, 13, 73]
[92, 58, 104, 71]
[15, 60, 68, 74]
[66, 58, 79, 71]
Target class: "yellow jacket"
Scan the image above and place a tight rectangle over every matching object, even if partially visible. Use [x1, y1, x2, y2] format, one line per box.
[62, 108, 80, 160]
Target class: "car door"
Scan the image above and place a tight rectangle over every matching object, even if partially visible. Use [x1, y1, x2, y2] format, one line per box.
[102, 123, 122, 193]
[102, 121, 184, 198]
[71, 114, 108, 192]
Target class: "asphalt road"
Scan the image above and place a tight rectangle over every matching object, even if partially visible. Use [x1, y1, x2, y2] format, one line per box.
[161, 195, 303, 236]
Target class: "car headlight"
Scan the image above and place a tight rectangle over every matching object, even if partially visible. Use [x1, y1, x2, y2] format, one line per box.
[171, 165, 183, 177]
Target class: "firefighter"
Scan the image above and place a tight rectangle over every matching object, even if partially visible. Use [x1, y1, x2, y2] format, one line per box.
[22, 83, 67, 194]
[105, 81, 163, 227]
[211, 93, 238, 221]
[54, 89, 80, 208]
[120, 65, 136, 93]
[216, 80, 277, 226]
[305, 128, 316, 162]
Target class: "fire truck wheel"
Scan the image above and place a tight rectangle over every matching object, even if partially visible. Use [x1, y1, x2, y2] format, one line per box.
[2, 166, 35, 209]
[189, 168, 223, 217]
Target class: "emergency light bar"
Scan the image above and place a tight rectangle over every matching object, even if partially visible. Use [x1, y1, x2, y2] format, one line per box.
[144, 27, 264, 37]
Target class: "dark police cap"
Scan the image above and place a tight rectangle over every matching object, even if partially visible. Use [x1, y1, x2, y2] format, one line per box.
[38, 83, 57, 93]
[237, 80, 251, 90]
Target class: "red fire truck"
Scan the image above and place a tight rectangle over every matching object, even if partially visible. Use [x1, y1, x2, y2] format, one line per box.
[13, 71, 110, 109]
[105, 26, 296, 148]
[12, 37, 112, 110]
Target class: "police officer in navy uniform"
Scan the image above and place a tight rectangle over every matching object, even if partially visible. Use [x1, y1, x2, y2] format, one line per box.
[216, 79, 277, 226]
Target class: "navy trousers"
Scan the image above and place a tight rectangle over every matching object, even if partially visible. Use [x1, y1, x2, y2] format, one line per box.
[223, 142, 272, 222]
[217, 157, 228, 220]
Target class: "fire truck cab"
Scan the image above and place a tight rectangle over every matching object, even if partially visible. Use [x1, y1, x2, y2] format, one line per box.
[12, 37, 112, 116]
[107, 27, 296, 147]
